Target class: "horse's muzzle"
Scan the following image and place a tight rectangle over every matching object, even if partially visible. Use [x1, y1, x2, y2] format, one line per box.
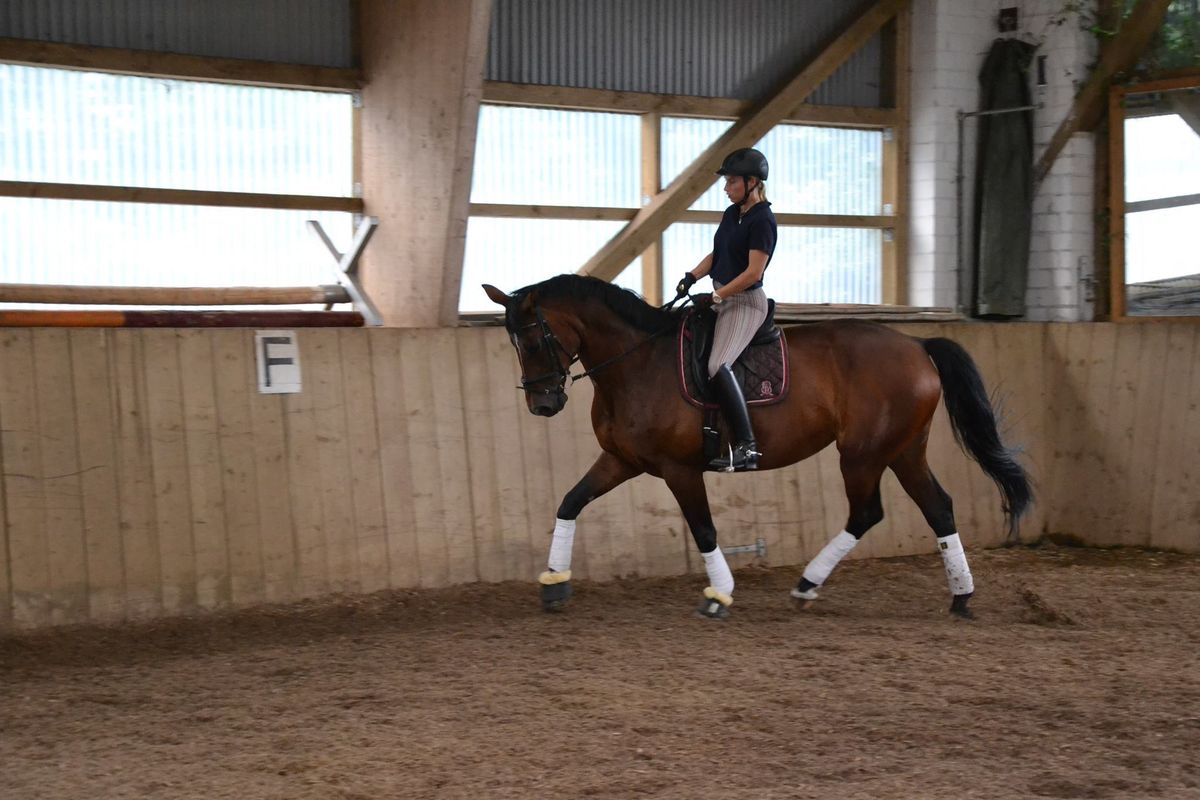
[530, 392, 568, 417]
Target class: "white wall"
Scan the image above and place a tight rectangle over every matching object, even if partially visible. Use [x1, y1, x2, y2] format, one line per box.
[908, 0, 1098, 320]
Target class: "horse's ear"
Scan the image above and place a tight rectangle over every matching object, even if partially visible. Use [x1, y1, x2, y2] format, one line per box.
[482, 284, 511, 307]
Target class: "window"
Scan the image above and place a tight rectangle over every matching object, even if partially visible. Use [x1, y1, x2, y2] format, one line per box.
[662, 223, 881, 304]
[1125, 112, 1200, 286]
[0, 65, 355, 295]
[465, 102, 889, 313]
[461, 218, 641, 311]
[1111, 80, 1200, 317]
[661, 118, 883, 215]
[662, 118, 884, 303]
[463, 105, 643, 312]
[471, 105, 639, 207]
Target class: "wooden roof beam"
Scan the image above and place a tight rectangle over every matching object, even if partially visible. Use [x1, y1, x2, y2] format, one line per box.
[1034, 0, 1173, 186]
[579, 0, 908, 282]
[482, 81, 898, 128]
[0, 36, 362, 91]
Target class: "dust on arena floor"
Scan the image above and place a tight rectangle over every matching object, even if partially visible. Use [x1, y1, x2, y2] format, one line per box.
[2, 545, 1199, 800]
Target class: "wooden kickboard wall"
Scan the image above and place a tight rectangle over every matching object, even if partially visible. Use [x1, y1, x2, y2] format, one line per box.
[0, 322, 1194, 630]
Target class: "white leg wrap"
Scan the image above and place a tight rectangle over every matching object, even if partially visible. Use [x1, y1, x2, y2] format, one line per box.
[802, 530, 858, 587]
[548, 518, 576, 573]
[938, 533, 974, 596]
[702, 548, 735, 597]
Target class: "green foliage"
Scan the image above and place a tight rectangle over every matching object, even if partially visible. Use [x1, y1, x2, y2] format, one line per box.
[1150, 0, 1200, 69]
[1121, 0, 1200, 71]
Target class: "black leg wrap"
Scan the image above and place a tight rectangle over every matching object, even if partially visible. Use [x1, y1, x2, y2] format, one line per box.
[540, 580, 572, 612]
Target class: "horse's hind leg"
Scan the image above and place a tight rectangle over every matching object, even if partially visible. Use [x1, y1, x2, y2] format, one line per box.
[890, 439, 975, 619]
[792, 455, 886, 602]
[540, 452, 642, 611]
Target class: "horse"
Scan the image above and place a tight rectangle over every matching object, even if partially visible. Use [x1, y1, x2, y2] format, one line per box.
[483, 275, 1032, 620]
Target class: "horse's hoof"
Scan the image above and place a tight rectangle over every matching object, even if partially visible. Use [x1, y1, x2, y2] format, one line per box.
[540, 581, 572, 612]
[696, 586, 732, 620]
[539, 571, 572, 612]
[696, 598, 730, 620]
[949, 593, 975, 620]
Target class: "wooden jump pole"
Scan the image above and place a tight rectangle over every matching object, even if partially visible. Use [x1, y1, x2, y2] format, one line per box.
[0, 310, 364, 327]
[0, 283, 352, 306]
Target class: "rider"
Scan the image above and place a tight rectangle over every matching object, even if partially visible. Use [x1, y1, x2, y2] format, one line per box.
[676, 147, 777, 472]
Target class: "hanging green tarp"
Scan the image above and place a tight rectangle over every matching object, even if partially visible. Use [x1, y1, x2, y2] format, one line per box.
[973, 38, 1036, 318]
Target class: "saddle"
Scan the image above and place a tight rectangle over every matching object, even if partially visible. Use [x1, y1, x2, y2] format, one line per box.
[677, 299, 789, 409]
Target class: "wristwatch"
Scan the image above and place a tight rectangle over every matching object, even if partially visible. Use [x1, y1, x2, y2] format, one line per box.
[711, 292, 724, 305]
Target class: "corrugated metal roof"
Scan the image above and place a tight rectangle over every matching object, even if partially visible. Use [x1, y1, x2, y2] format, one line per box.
[0, 0, 353, 67]
[486, 0, 883, 107]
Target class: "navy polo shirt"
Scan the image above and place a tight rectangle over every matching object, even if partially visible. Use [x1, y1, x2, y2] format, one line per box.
[711, 201, 777, 289]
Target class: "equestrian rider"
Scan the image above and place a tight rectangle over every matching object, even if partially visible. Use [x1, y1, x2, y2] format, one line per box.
[676, 147, 777, 472]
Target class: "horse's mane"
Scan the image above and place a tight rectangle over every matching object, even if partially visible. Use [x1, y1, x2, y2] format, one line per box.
[508, 274, 682, 333]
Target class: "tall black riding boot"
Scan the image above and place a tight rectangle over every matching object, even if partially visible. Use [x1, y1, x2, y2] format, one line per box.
[706, 365, 761, 472]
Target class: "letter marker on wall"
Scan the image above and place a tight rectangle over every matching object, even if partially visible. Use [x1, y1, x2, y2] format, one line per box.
[256, 330, 302, 394]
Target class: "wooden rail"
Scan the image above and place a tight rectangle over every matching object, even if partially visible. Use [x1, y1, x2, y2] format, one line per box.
[0, 180, 363, 213]
[0, 283, 351, 306]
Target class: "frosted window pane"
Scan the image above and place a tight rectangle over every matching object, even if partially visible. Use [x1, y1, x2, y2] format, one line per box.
[0, 198, 352, 290]
[660, 118, 734, 211]
[471, 105, 640, 207]
[661, 119, 882, 215]
[1125, 205, 1200, 284]
[1125, 114, 1200, 203]
[460, 218, 641, 312]
[663, 223, 880, 305]
[0, 65, 352, 196]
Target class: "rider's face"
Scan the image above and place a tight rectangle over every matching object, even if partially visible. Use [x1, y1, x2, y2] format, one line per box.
[723, 175, 749, 205]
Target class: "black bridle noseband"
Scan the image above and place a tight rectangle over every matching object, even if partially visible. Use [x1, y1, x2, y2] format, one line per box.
[512, 294, 691, 396]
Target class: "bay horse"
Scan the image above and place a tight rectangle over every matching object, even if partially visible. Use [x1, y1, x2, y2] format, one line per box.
[483, 275, 1031, 620]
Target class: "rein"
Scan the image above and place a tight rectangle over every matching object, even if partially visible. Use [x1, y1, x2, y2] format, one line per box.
[515, 293, 692, 393]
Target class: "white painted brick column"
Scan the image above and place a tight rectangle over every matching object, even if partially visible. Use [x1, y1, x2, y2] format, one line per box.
[1025, 0, 1098, 321]
[906, 0, 1098, 320]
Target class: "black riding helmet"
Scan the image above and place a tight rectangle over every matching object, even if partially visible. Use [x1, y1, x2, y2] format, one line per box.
[716, 147, 769, 181]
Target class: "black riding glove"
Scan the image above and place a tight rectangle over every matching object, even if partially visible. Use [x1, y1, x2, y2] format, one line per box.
[676, 272, 697, 297]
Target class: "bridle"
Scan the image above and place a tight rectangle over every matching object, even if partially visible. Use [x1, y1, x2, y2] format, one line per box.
[511, 305, 579, 396]
[512, 294, 691, 396]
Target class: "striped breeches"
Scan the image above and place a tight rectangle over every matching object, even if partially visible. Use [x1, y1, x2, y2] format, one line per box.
[707, 282, 769, 378]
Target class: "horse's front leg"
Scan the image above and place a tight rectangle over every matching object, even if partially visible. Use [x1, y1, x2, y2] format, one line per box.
[662, 465, 733, 620]
[540, 451, 642, 611]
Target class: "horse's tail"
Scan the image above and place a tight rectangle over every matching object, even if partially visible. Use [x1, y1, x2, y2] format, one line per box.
[922, 337, 1033, 543]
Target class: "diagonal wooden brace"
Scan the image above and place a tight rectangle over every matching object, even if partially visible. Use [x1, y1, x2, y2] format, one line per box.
[307, 216, 383, 326]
